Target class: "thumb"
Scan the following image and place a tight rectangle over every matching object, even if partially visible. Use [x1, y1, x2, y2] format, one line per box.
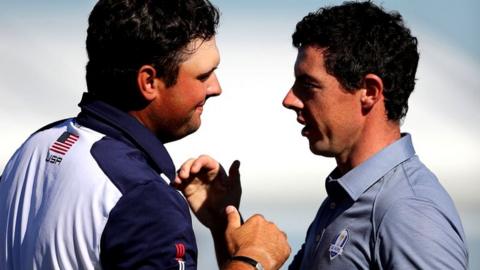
[225, 205, 241, 232]
[228, 160, 241, 184]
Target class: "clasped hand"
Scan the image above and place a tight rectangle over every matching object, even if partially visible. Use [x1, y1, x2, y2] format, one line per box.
[174, 155, 241, 230]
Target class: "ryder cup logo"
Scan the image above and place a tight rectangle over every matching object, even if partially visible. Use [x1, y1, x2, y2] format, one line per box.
[329, 229, 349, 260]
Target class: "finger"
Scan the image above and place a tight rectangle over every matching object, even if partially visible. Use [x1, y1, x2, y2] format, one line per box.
[228, 160, 241, 184]
[191, 155, 219, 175]
[173, 175, 195, 190]
[225, 205, 241, 233]
[173, 174, 194, 185]
[177, 158, 196, 179]
[173, 176, 182, 185]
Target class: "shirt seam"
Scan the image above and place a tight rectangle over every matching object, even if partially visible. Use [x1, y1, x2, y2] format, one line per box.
[400, 161, 418, 197]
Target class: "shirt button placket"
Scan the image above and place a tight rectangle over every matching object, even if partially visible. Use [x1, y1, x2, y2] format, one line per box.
[330, 202, 336, 209]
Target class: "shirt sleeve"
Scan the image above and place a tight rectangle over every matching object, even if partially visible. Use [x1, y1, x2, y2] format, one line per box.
[100, 180, 197, 270]
[374, 197, 468, 270]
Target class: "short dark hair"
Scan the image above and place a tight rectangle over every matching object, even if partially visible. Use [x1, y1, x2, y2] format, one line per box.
[86, 0, 219, 109]
[292, 1, 419, 121]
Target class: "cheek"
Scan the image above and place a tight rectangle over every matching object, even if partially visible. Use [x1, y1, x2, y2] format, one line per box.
[179, 82, 205, 103]
[308, 97, 359, 131]
[304, 98, 329, 124]
[171, 85, 204, 108]
[332, 101, 363, 138]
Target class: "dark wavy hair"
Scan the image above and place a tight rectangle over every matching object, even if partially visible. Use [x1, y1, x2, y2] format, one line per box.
[292, 1, 419, 121]
[85, 0, 219, 109]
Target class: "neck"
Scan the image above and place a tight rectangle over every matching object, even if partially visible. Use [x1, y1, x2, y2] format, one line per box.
[335, 118, 401, 175]
[128, 108, 161, 138]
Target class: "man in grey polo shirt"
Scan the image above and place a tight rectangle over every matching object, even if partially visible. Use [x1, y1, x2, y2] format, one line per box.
[282, 1, 469, 269]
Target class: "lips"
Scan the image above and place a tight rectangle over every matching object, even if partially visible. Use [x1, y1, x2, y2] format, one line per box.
[196, 101, 206, 112]
[197, 100, 206, 107]
[295, 112, 307, 132]
[296, 119, 310, 137]
[301, 125, 311, 136]
[296, 113, 306, 124]
[296, 112, 315, 137]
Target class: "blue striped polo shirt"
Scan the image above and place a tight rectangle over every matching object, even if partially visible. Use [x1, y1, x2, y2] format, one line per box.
[289, 134, 469, 269]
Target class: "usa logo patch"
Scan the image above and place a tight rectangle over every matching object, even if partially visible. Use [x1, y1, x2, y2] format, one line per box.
[329, 229, 349, 260]
[49, 132, 79, 155]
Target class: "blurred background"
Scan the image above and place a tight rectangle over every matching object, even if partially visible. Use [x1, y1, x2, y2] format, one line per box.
[1, 0, 478, 268]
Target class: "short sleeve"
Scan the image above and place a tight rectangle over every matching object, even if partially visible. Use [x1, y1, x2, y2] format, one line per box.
[374, 198, 468, 269]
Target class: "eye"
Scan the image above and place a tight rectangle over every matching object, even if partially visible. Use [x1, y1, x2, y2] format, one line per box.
[197, 74, 210, 82]
[293, 80, 318, 92]
[197, 73, 211, 82]
[292, 79, 321, 100]
[301, 82, 316, 90]
[197, 67, 217, 82]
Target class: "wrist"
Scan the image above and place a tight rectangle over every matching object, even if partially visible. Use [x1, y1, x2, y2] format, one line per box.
[232, 248, 273, 270]
[210, 208, 244, 233]
[231, 255, 264, 270]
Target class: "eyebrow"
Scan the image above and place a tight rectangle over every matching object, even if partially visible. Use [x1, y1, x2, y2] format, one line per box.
[196, 66, 217, 80]
[296, 73, 322, 86]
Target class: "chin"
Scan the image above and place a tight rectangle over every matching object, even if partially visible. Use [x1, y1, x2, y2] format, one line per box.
[158, 125, 200, 144]
[161, 116, 202, 143]
[309, 144, 335, 157]
[180, 122, 202, 139]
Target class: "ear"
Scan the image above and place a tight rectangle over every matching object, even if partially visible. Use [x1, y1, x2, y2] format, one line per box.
[137, 65, 165, 101]
[360, 73, 384, 111]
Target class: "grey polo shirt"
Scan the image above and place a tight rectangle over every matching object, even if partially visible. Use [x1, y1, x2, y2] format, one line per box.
[289, 134, 469, 269]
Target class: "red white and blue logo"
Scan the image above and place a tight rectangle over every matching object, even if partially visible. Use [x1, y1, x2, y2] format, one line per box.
[49, 132, 79, 155]
[329, 229, 349, 260]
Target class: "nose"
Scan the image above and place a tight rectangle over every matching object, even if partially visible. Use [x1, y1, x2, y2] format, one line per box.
[282, 88, 302, 110]
[206, 73, 222, 97]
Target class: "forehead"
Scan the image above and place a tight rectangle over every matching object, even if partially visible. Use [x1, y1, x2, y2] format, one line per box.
[295, 46, 327, 75]
[181, 38, 220, 71]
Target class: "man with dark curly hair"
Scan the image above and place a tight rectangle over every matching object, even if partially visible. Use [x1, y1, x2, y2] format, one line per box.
[283, 1, 469, 269]
[0, 0, 290, 269]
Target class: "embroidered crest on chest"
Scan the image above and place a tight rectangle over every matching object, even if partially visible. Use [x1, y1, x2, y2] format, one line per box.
[329, 229, 349, 260]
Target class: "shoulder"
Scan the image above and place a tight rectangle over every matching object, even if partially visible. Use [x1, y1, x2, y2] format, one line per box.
[90, 135, 166, 193]
[378, 196, 460, 235]
[371, 157, 468, 268]
[87, 135, 197, 269]
[377, 156, 439, 198]
[94, 135, 189, 218]
[374, 156, 466, 239]
[373, 196, 468, 269]
[374, 156, 459, 222]
[375, 156, 463, 228]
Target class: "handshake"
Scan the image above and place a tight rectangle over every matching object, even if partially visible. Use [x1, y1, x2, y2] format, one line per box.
[174, 155, 291, 270]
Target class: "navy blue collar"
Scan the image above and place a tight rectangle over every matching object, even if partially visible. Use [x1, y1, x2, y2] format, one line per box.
[326, 133, 416, 201]
[76, 93, 176, 181]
